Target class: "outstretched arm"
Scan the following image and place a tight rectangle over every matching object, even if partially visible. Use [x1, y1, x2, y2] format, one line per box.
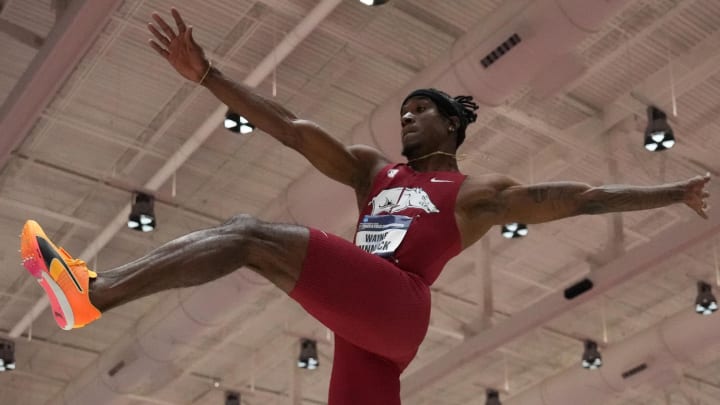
[473, 173, 711, 225]
[147, 9, 388, 189]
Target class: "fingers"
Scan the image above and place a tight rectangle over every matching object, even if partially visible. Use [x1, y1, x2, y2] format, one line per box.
[152, 12, 176, 40]
[148, 39, 169, 58]
[148, 23, 170, 47]
[171, 8, 187, 33]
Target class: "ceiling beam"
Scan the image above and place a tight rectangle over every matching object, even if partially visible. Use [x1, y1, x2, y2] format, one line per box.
[0, 0, 123, 172]
[0, 18, 43, 48]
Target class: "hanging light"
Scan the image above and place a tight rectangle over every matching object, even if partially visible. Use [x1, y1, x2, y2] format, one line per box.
[224, 110, 255, 134]
[297, 338, 319, 370]
[695, 281, 718, 316]
[485, 389, 501, 405]
[127, 192, 156, 232]
[501, 222, 528, 239]
[0, 339, 15, 372]
[225, 391, 240, 405]
[581, 340, 602, 370]
[359, 0, 389, 5]
[644, 106, 675, 152]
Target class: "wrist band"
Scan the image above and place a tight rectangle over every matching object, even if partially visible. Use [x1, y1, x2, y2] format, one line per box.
[199, 60, 212, 85]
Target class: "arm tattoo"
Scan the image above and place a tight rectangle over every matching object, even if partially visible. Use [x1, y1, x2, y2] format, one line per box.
[577, 184, 686, 215]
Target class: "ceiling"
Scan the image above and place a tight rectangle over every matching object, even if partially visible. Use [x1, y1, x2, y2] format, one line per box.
[1, 0, 720, 404]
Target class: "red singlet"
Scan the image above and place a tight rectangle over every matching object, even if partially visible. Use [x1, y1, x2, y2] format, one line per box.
[289, 163, 466, 405]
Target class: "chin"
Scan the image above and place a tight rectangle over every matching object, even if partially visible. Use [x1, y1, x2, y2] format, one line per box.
[401, 139, 420, 158]
[401, 144, 414, 158]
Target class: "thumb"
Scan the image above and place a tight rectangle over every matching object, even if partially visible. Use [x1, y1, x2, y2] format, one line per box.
[187, 26, 199, 47]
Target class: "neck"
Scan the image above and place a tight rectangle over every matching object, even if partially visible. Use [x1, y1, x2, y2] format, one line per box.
[406, 151, 459, 172]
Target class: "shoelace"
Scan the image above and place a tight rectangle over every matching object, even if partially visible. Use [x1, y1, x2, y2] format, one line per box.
[58, 246, 86, 267]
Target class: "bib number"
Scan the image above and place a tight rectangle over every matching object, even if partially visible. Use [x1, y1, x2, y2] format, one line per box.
[355, 215, 413, 257]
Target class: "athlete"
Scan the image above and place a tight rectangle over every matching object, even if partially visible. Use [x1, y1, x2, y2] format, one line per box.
[20, 8, 711, 405]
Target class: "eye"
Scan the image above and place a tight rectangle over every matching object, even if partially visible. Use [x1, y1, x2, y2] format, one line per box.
[416, 105, 426, 113]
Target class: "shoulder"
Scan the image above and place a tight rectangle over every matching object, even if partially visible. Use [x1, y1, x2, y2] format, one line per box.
[347, 144, 391, 176]
[456, 173, 522, 212]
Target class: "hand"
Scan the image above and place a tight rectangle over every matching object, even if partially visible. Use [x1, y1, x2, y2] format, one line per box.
[148, 8, 209, 83]
[683, 173, 711, 219]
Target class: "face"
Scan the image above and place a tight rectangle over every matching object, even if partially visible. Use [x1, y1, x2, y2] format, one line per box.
[400, 97, 456, 157]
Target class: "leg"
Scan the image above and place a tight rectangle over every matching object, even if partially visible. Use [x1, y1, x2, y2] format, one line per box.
[328, 335, 401, 405]
[90, 214, 308, 311]
[289, 229, 430, 365]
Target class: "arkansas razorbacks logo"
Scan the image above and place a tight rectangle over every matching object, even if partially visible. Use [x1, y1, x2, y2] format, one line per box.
[368, 187, 439, 215]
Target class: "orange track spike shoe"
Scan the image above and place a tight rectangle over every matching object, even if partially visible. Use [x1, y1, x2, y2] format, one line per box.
[20, 220, 101, 330]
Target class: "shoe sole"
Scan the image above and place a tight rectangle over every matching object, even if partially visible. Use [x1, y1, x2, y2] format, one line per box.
[21, 225, 75, 330]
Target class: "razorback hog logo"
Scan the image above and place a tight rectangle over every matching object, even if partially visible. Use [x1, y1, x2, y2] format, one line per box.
[369, 187, 439, 215]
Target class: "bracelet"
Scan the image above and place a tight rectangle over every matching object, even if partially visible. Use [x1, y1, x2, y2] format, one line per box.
[198, 60, 212, 85]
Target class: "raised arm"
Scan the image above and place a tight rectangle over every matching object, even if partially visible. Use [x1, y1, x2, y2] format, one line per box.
[147, 9, 388, 190]
[468, 173, 711, 225]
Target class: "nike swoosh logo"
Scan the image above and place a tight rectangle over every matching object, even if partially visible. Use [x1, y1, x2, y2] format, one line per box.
[430, 178, 453, 183]
[37, 236, 83, 293]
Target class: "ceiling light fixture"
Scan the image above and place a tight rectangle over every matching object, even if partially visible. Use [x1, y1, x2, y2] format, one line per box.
[225, 391, 240, 405]
[644, 106, 675, 152]
[695, 281, 718, 316]
[297, 338, 319, 370]
[501, 222, 528, 239]
[359, 0, 389, 5]
[127, 192, 156, 232]
[485, 389, 502, 405]
[581, 340, 603, 370]
[224, 110, 255, 134]
[0, 339, 15, 372]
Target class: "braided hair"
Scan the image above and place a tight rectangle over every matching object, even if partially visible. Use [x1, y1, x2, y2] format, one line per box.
[401, 88, 479, 147]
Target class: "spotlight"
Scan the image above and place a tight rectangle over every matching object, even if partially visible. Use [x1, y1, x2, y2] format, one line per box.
[0, 339, 15, 372]
[501, 222, 528, 239]
[297, 338, 319, 370]
[695, 281, 718, 316]
[581, 340, 602, 370]
[225, 391, 240, 405]
[128, 192, 156, 232]
[224, 110, 254, 134]
[644, 106, 675, 152]
[359, 0, 389, 5]
[485, 389, 501, 405]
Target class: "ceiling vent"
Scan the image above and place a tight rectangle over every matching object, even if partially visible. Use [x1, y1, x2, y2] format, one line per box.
[480, 33, 522, 68]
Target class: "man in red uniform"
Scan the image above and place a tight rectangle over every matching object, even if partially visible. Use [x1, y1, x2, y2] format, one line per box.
[21, 9, 711, 405]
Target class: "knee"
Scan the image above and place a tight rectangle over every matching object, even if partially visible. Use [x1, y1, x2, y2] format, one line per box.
[220, 214, 261, 239]
[216, 214, 265, 258]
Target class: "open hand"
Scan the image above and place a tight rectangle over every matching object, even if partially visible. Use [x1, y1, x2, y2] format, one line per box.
[148, 8, 208, 83]
[683, 173, 711, 219]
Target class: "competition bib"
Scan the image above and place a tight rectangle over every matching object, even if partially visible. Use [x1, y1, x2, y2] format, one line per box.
[355, 215, 413, 257]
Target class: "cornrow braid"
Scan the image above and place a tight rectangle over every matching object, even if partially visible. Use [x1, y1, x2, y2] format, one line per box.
[453, 95, 479, 124]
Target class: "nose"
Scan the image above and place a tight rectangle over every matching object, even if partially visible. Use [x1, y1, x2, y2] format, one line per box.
[401, 112, 415, 127]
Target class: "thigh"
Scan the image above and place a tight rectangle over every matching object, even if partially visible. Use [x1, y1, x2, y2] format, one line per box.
[289, 228, 431, 364]
[328, 335, 401, 405]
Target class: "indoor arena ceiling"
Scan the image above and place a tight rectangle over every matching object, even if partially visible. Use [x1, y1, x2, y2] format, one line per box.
[1, 0, 720, 404]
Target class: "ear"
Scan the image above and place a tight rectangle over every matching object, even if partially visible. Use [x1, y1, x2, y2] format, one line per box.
[447, 116, 461, 132]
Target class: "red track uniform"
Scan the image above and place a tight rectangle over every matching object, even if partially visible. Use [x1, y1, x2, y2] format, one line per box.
[289, 163, 466, 404]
